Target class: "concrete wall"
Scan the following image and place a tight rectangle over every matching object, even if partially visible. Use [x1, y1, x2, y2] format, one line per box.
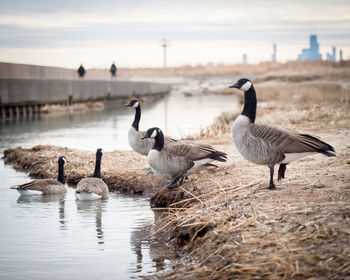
[0, 78, 171, 106]
[0, 62, 77, 80]
[0, 62, 114, 80]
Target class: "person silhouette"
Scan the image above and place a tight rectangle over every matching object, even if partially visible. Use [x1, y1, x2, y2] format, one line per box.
[110, 62, 117, 80]
[77, 64, 86, 78]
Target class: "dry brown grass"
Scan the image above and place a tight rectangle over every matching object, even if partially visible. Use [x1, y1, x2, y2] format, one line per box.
[119, 61, 350, 78]
[40, 102, 105, 114]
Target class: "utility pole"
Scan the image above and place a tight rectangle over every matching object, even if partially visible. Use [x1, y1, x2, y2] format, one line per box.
[161, 38, 168, 68]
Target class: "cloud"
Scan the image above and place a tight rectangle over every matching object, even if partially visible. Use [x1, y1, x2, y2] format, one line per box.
[0, 0, 349, 66]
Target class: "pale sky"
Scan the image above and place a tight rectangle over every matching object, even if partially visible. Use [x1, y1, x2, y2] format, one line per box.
[0, 0, 349, 68]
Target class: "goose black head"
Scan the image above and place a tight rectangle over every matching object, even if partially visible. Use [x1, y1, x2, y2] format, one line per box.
[229, 78, 252, 92]
[96, 148, 103, 156]
[58, 156, 68, 164]
[141, 127, 160, 139]
[124, 99, 139, 108]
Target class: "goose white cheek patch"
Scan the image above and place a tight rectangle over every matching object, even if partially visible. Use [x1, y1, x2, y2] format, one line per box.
[151, 130, 157, 138]
[132, 102, 139, 108]
[241, 81, 252, 91]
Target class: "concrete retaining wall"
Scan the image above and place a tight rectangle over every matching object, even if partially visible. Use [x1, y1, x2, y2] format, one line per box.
[0, 78, 171, 106]
[0, 62, 77, 80]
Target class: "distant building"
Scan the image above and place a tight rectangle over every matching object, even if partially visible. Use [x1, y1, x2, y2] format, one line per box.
[326, 46, 337, 62]
[297, 34, 322, 61]
[271, 43, 277, 62]
[242, 53, 248, 64]
[339, 49, 344, 61]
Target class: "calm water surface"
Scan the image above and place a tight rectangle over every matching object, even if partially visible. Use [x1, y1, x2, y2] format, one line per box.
[0, 90, 237, 279]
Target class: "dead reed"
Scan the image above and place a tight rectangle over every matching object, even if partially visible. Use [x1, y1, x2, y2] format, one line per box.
[119, 61, 350, 78]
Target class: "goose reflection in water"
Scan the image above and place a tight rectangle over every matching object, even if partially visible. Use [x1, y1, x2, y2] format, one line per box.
[76, 199, 107, 246]
[129, 210, 179, 273]
[17, 194, 67, 230]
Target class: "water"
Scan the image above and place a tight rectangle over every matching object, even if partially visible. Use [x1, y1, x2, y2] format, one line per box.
[0, 90, 237, 151]
[0, 89, 237, 279]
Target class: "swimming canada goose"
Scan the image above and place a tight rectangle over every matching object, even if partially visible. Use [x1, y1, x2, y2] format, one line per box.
[76, 148, 109, 200]
[142, 127, 227, 188]
[229, 78, 335, 189]
[124, 99, 177, 156]
[11, 156, 68, 195]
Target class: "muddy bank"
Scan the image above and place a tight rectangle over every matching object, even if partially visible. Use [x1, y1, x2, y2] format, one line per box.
[3, 144, 223, 198]
[3, 145, 164, 195]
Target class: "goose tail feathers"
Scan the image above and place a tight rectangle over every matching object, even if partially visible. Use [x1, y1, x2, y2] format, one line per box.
[300, 134, 335, 157]
[208, 151, 227, 162]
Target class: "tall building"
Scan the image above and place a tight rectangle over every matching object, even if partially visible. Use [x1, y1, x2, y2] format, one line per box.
[339, 50, 344, 61]
[242, 53, 248, 64]
[326, 46, 337, 62]
[271, 43, 277, 62]
[297, 34, 322, 61]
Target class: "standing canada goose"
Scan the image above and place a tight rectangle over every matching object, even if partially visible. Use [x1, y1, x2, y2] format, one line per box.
[142, 127, 227, 188]
[11, 156, 68, 195]
[229, 78, 335, 189]
[124, 99, 177, 156]
[76, 148, 109, 200]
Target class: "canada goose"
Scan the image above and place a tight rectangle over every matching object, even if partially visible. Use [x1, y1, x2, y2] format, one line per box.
[76, 148, 109, 200]
[142, 127, 227, 188]
[124, 99, 177, 156]
[11, 156, 68, 195]
[229, 78, 335, 189]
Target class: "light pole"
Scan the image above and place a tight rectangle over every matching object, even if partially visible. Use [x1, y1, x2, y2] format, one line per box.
[161, 38, 168, 68]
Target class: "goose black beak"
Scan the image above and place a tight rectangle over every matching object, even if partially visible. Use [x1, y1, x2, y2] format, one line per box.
[124, 102, 132, 107]
[229, 83, 239, 89]
[141, 135, 148, 140]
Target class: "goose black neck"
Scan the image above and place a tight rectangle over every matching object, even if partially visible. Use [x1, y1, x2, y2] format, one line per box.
[153, 130, 164, 151]
[93, 154, 102, 178]
[132, 106, 141, 131]
[242, 85, 257, 123]
[58, 161, 65, 184]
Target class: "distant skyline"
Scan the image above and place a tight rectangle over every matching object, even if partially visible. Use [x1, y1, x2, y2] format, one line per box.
[0, 0, 349, 68]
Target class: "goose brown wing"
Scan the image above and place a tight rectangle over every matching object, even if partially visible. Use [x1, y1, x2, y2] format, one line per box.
[76, 178, 107, 196]
[17, 179, 62, 191]
[163, 142, 219, 161]
[249, 124, 332, 154]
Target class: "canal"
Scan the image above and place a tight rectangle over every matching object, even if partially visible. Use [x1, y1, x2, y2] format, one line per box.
[0, 87, 237, 279]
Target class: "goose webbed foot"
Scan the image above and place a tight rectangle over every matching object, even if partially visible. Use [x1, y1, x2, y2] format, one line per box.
[257, 183, 276, 191]
[165, 175, 186, 189]
[165, 178, 179, 188]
